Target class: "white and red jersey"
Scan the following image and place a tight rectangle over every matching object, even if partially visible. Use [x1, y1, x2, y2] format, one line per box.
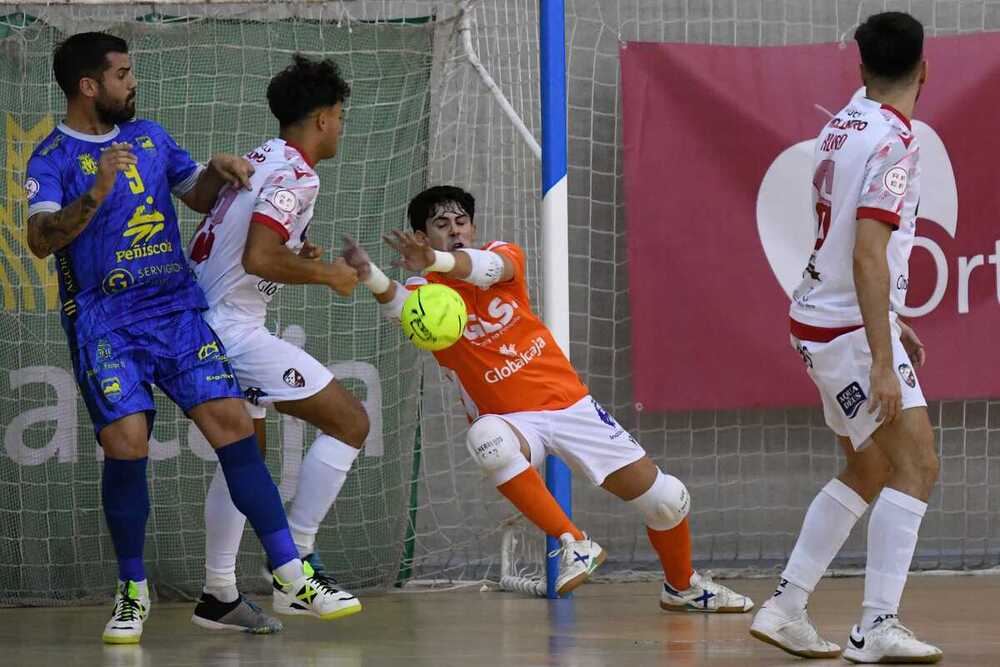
[789, 89, 921, 340]
[187, 138, 319, 326]
[408, 242, 588, 419]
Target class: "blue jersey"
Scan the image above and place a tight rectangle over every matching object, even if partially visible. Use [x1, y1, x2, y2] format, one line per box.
[25, 120, 208, 344]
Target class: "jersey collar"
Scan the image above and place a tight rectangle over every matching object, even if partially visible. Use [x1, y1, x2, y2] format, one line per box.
[282, 139, 317, 168]
[57, 122, 120, 143]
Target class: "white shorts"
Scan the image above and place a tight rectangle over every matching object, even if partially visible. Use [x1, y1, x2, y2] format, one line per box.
[792, 321, 926, 450]
[205, 317, 333, 420]
[497, 395, 647, 486]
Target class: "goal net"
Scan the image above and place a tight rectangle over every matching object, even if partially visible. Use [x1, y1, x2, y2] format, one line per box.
[1, 0, 997, 606]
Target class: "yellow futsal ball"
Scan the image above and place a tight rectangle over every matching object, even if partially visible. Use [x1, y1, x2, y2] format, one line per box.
[401, 284, 469, 351]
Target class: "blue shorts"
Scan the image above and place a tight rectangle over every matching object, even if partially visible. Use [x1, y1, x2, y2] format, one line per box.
[70, 309, 243, 436]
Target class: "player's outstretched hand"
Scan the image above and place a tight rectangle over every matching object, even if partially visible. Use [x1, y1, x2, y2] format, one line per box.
[341, 235, 371, 280]
[299, 240, 324, 261]
[898, 319, 926, 368]
[869, 363, 902, 424]
[208, 154, 254, 190]
[326, 256, 358, 296]
[93, 142, 137, 200]
[383, 230, 435, 272]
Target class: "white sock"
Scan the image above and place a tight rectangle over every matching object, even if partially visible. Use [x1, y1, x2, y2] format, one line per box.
[274, 558, 304, 584]
[774, 478, 868, 615]
[287, 434, 361, 557]
[119, 579, 149, 598]
[861, 487, 926, 632]
[203, 464, 245, 603]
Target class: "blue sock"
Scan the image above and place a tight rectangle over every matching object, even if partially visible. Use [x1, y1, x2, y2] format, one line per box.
[215, 434, 298, 570]
[101, 457, 149, 582]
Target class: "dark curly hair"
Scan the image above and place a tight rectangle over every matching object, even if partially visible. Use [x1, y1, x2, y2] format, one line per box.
[267, 54, 351, 128]
[53, 32, 129, 99]
[855, 12, 924, 82]
[407, 186, 476, 233]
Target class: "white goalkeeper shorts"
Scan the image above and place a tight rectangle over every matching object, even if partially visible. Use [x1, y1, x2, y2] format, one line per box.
[203, 312, 333, 420]
[791, 321, 926, 450]
[497, 395, 647, 486]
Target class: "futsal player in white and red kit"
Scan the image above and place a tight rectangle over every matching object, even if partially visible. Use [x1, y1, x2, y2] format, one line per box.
[186, 55, 367, 631]
[342, 186, 753, 612]
[750, 12, 942, 663]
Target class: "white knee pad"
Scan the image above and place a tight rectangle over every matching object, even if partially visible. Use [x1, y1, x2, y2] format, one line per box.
[466, 415, 529, 485]
[630, 471, 690, 531]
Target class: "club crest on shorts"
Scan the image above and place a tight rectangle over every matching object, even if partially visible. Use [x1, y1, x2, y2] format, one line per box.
[898, 363, 917, 388]
[836, 381, 867, 419]
[283, 368, 305, 388]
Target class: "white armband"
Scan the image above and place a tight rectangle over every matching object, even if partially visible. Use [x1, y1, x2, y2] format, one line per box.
[362, 262, 392, 295]
[379, 280, 411, 321]
[457, 248, 505, 288]
[425, 250, 456, 274]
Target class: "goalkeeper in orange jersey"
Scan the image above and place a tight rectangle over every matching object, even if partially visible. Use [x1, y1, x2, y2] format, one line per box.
[342, 185, 753, 610]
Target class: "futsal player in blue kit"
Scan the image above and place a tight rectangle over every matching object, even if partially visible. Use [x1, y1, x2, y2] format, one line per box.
[24, 32, 349, 644]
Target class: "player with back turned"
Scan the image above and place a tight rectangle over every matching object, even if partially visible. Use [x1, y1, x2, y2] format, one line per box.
[24, 32, 351, 644]
[750, 12, 942, 663]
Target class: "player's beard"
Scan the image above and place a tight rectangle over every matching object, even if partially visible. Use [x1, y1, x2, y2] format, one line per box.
[95, 89, 136, 125]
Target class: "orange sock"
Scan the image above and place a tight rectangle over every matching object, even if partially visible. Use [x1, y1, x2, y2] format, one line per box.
[496, 467, 584, 540]
[646, 517, 694, 591]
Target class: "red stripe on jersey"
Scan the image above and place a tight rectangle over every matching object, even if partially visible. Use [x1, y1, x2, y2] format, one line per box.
[790, 318, 863, 343]
[857, 207, 900, 230]
[251, 212, 290, 241]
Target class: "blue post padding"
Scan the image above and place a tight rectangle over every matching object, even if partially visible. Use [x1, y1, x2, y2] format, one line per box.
[540, 0, 567, 195]
[545, 455, 572, 599]
[540, 0, 571, 601]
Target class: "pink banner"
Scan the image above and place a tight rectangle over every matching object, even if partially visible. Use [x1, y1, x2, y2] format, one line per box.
[622, 34, 1000, 411]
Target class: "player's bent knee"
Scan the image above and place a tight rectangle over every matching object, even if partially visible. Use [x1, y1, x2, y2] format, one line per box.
[630, 471, 690, 531]
[341, 408, 370, 449]
[466, 415, 523, 472]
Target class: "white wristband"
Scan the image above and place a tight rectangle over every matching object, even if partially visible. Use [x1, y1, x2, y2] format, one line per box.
[362, 263, 392, 294]
[425, 250, 456, 274]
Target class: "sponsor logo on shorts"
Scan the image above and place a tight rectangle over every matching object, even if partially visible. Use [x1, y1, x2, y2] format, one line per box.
[206, 373, 234, 382]
[836, 381, 867, 419]
[592, 398, 616, 427]
[283, 368, 305, 388]
[101, 376, 123, 403]
[484, 336, 546, 384]
[197, 341, 220, 361]
[898, 363, 917, 388]
[244, 387, 269, 405]
[795, 343, 813, 369]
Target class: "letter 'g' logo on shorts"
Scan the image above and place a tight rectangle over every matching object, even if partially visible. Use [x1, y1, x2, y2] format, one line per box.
[898, 363, 917, 388]
[836, 381, 867, 419]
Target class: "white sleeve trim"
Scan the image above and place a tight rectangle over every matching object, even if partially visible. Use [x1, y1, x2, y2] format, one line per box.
[171, 163, 205, 197]
[27, 201, 61, 217]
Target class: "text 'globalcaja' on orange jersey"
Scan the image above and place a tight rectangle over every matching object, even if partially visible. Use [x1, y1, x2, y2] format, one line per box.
[406, 241, 588, 419]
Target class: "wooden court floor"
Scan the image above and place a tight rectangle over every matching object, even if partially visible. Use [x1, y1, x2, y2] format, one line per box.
[1, 576, 996, 666]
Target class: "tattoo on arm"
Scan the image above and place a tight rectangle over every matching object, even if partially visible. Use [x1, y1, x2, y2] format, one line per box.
[27, 192, 100, 258]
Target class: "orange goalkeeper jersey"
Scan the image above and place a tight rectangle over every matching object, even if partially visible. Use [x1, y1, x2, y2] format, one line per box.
[407, 241, 588, 418]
